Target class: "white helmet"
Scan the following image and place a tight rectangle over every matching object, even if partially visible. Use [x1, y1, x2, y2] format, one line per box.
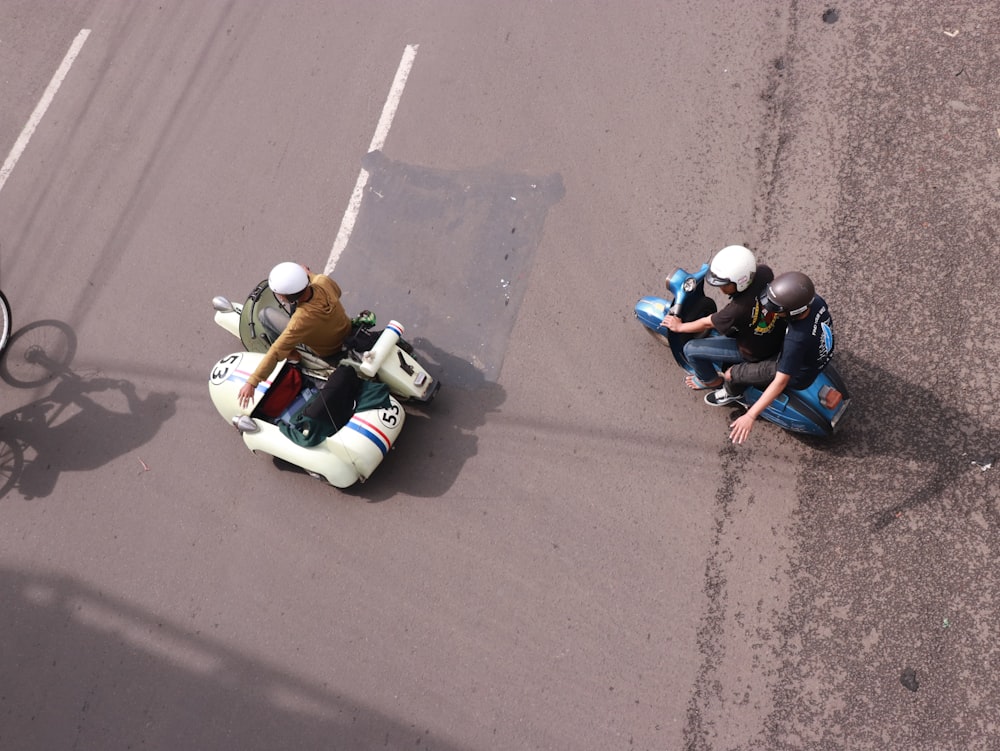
[707, 245, 756, 293]
[268, 262, 309, 296]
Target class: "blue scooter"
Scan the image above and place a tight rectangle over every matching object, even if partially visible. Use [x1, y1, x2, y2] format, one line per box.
[635, 263, 850, 437]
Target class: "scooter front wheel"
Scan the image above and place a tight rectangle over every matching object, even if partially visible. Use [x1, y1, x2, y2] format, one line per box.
[644, 325, 672, 348]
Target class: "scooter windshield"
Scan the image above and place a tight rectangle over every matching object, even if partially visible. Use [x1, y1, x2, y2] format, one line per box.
[238, 280, 286, 354]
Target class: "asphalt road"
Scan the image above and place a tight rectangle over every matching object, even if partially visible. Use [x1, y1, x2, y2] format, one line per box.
[0, 2, 997, 750]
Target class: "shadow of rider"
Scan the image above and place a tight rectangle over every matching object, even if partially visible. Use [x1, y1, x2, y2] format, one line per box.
[2, 376, 177, 500]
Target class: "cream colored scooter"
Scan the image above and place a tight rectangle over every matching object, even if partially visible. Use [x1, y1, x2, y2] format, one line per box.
[206, 281, 438, 488]
[212, 279, 439, 403]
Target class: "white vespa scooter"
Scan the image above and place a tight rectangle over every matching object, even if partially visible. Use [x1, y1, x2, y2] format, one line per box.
[208, 280, 439, 488]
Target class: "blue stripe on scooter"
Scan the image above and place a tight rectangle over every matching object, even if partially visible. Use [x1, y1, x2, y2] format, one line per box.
[346, 421, 389, 456]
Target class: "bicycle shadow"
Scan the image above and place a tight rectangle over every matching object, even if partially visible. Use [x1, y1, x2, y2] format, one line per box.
[0, 321, 177, 500]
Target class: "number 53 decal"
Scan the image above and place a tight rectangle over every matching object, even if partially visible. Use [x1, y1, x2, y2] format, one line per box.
[378, 402, 401, 429]
[210, 353, 243, 385]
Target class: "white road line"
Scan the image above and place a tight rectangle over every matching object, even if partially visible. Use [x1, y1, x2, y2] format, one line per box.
[325, 43, 419, 275]
[0, 28, 91, 195]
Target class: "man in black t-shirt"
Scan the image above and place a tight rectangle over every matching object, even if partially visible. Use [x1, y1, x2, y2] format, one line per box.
[707, 272, 835, 444]
[662, 245, 786, 390]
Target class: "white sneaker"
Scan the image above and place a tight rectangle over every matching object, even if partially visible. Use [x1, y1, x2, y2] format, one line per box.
[705, 388, 741, 407]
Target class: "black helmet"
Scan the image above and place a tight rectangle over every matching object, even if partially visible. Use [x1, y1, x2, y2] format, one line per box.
[761, 272, 814, 316]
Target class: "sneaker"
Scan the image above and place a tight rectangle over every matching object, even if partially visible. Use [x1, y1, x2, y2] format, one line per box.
[705, 388, 741, 407]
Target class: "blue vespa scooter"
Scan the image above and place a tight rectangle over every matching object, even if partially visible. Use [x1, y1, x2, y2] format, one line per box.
[635, 264, 850, 437]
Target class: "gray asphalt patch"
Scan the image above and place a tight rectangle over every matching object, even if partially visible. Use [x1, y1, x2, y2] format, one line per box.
[331, 150, 564, 388]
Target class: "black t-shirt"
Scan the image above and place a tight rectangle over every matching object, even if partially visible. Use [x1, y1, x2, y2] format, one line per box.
[777, 295, 834, 388]
[710, 264, 786, 361]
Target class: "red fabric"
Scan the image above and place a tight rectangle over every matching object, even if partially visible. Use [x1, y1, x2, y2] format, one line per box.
[255, 366, 303, 418]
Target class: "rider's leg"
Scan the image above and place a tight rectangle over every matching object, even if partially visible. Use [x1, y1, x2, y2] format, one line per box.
[258, 306, 291, 343]
[682, 336, 743, 384]
[259, 306, 347, 368]
[725, 357, 778, 395]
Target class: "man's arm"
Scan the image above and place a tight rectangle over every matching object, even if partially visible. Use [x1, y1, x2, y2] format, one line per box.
[728, 370, 791, 444]
[236, 322, 304, 409]
[661, 314, 715, 334]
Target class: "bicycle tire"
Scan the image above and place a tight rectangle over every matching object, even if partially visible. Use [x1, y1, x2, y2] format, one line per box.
[0, 435, 23, 498]
[0, 319, 77, 388]
[0, 290, 11, 355]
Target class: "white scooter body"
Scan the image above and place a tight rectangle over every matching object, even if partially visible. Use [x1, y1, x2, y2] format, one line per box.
[209, 281, 439, 487]
[208, 350, 404, 488]
[212, 294, 438, 403]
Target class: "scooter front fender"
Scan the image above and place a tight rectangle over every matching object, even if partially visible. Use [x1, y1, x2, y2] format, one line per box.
[634, 295, 671, 331]
[214, 309, 242, 340]
[635, 295, 691, 371]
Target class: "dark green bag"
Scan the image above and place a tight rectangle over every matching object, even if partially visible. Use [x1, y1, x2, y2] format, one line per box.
[278, 367, 392, 447]
[355, 380, 392, 412]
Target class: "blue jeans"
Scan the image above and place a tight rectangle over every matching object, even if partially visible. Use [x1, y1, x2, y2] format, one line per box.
[682, 336, 743, 383]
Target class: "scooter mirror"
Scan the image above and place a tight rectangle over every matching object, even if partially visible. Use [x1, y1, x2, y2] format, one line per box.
[213, 296, 236, 313]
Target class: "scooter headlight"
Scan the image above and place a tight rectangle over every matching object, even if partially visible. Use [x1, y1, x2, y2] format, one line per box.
[682, 278, 698, 293]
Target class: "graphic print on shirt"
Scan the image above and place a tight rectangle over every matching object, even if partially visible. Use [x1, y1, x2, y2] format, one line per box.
[750, 300, 782, 337]
[818, 321, 834, 368]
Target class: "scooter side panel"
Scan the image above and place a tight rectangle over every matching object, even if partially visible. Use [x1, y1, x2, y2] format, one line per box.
[763, 392, 832, 437]
[242, 423, 361, 488]
[327, 397, 406, 481]
[741, 366, 850, 437]
[208, 352, 285, 420]
[367, 347, 437, 402]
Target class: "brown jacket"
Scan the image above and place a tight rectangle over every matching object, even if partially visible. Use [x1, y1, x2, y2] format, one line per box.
[248, 274, 352, 386]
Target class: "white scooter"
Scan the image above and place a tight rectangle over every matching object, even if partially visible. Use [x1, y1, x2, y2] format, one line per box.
[207, 280, 439, 488]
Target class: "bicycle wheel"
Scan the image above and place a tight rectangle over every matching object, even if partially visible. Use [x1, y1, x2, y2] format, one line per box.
[0, 320, 77, 388]
[0, 290, 10, 356]
[0, 435, 23, 498]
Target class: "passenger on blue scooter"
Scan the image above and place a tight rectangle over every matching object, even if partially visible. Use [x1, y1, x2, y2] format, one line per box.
[707, 272, 835, 444]
[660, 245, 786, 390]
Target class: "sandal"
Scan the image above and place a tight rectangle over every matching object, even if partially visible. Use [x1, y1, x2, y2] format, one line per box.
[685, 374, 723, 391]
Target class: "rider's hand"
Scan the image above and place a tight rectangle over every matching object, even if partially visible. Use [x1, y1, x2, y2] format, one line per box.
[237, 382, 255, 410]
[729, 413, 756, 444]
[661, 315, 682, 332]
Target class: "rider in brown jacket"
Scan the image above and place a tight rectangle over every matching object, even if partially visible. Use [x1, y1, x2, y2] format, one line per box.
[237, 262, 351, 409]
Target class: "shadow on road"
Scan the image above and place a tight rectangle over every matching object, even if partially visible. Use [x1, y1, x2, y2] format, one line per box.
[798, 350, 999, 532]
[0, 565, 467, 750]
[344, 337, 505, 501]
[760, 355, 1000, 748]
[0, 320, 178, 500]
